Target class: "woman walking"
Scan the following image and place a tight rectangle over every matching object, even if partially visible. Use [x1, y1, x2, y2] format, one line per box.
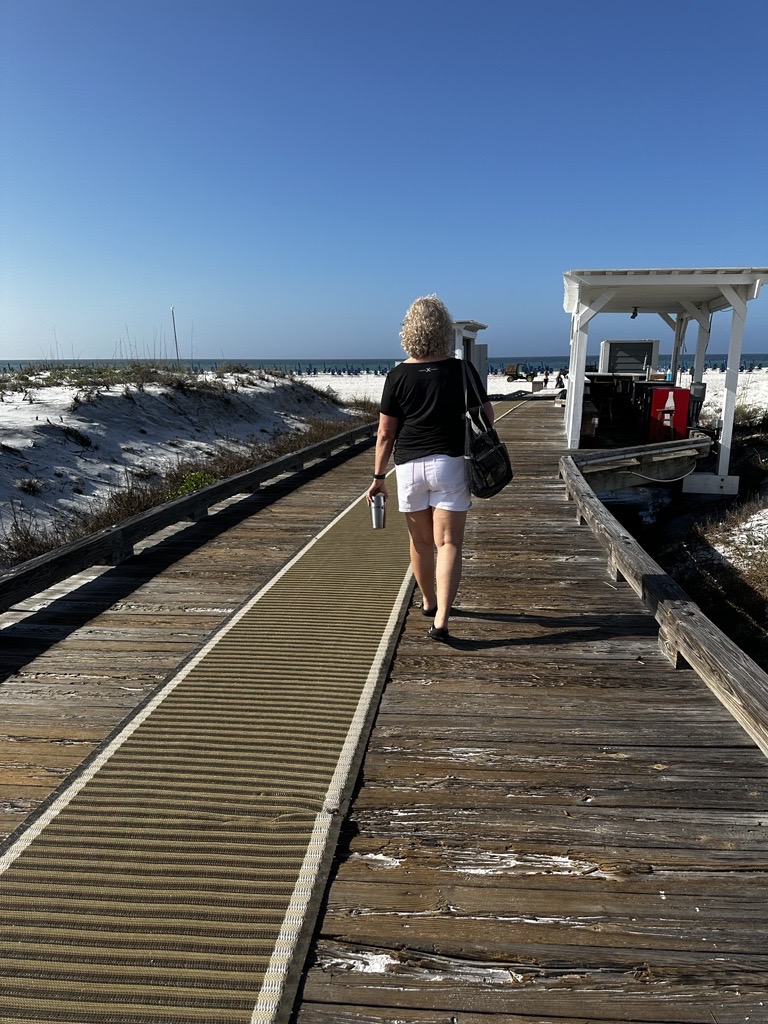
[367, 295, 493, 641]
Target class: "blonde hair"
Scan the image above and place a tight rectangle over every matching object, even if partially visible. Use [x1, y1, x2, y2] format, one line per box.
[400, 295, 454, 359]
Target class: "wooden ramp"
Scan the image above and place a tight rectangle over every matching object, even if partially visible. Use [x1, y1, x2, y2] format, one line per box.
[0, 488, 414, 1022]
[0, 444, 381, 843]
[0, 442, 415, 1023]
[293, 399, 768, 1024]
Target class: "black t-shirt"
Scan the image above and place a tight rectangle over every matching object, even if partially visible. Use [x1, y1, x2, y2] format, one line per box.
[380, 357, 489, 465]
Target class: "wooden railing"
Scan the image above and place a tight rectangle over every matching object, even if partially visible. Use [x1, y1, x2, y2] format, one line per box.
[0, 421, 376, 614]
[560, 454, 768, 758]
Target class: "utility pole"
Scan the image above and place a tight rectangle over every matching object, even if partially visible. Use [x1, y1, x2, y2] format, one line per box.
[170, 307, 180, 368]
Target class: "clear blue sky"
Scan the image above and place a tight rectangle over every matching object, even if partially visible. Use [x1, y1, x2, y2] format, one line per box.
[2, 0, 767, 361]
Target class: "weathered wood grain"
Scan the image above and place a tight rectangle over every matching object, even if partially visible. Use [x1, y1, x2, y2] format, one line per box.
[3, 398, 768, 1022]
[318, 880, 766, 952]
[294, 400, 768, 1024]
[300, 941, 768, 1024]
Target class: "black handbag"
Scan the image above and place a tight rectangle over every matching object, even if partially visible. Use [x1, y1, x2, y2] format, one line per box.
[461, 361, 513, 499]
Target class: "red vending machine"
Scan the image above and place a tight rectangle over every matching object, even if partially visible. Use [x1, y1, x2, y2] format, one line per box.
[648, 386, 690, 442]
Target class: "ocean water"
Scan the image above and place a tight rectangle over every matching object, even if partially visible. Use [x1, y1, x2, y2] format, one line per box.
[0, 356, 569, 376]
[2, 353, 768, 376]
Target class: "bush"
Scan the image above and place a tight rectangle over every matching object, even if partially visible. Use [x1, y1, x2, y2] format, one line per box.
[61, 424, 94, 448]
[165, 469, 218, 499]
[1, 505, 69, 563]
[15, 478, 43, 496]
[217, 362, 252, 375]
[346, 397, 378, 420]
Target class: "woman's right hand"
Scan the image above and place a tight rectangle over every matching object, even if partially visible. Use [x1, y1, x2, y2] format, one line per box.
[366, 479, 388, 505]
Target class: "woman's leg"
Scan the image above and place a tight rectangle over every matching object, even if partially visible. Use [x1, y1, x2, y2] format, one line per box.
[432, 508, 467, 631]
[404, 508, 437, 612]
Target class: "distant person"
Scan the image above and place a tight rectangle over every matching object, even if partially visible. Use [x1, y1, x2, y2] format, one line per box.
[367, 295, 493, 642]
[556, 371, 565, 390]
[543, 371, 549, 389]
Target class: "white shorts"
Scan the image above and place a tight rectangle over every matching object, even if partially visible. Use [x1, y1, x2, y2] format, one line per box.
[395, 455, 471, 513]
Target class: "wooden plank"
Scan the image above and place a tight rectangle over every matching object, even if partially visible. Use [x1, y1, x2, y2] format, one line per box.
[336, 847, 768, 896]
[347, 803, 767, 854]
[297, 1007, 624, 1024]
[318, 879, 767, 952]
[572, 436, 711, 466]
[369, 719, 749, 748]
[299, 941, 768, 1024]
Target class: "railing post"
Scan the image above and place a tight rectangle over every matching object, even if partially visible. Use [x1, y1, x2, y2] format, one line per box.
[658, 626, 692, 670]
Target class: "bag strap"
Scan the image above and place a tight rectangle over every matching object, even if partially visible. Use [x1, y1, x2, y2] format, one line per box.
[460, 358, 491, 430]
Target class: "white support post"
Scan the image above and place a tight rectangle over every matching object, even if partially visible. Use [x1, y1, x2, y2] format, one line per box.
[685, 289, 745, 494]
[565, 309, 589, 449]
[717, 286, 748, 479]
[464, 336, 476, 369]
[564, 288, 617, 449]
[691, 311, 711, 384]
[564, 314, 577, 427]
[453, 327, 466, 361]
[680, 303, 710, 374]
[669, 315, 688, 380]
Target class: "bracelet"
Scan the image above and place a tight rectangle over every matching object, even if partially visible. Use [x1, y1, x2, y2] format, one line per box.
[372, 473, 386, 480]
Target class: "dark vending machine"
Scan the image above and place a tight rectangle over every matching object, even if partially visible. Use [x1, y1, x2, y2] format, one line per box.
[647, 386, 691, 442]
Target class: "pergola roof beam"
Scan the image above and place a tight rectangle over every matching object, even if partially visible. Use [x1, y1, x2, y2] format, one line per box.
[576, 289, 618, 327]
[563, 268, 767, 318]
[680, 301, 712, 332]
[719, 284, 748, 321]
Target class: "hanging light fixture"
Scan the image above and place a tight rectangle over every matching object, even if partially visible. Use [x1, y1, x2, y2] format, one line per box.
[630, 307, 638, 319]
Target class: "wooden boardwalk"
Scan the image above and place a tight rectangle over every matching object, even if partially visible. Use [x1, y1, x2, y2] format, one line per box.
[1, 400, 768, 1023]
[293, 400, 768, 1024]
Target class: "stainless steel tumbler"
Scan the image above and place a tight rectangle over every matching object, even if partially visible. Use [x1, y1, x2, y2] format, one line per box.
[370, 493, 386, 529]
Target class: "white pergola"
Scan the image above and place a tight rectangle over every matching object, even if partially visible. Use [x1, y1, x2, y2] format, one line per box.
[562, 267, 768, 493]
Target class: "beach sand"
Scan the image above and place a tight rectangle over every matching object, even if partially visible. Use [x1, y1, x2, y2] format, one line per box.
[0, 372, 354, 533]
[305, 365, 768, 417]
[1, 365, 766, 548]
